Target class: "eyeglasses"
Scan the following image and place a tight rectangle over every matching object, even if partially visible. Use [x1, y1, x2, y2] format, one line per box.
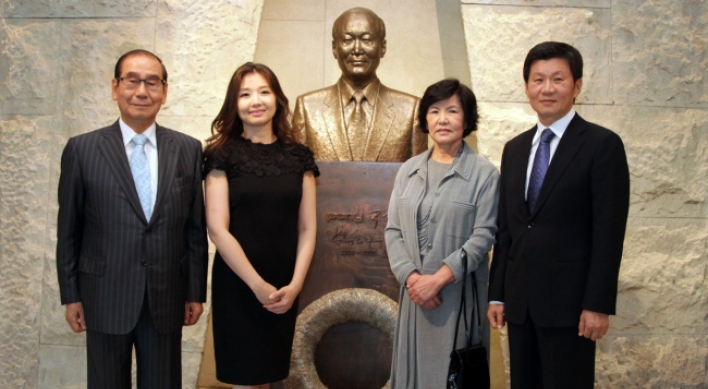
[116, 77, 166, 92]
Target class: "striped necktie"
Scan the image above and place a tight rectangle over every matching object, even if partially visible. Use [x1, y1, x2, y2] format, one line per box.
[130, 134, 152, 221]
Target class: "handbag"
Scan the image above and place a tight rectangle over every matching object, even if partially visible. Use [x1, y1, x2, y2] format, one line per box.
[447, 250, 491, 389]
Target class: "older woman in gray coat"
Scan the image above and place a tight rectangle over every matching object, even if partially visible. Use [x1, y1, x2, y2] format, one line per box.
[385, 79, 499, 388]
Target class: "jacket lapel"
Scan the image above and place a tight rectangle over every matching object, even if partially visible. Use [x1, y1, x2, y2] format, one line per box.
[152, 125, 178, 223]
[98, 121, 147, 222]
[323, 86, 352, 161]
[531, 114, 587, 218]
[363, 85, 394, 161]
[510, 128, 535, 218]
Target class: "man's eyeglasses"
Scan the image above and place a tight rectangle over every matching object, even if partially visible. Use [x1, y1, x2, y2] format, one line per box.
[116, 77, 166, 92]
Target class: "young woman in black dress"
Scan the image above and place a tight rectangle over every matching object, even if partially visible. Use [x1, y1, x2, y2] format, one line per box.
[203, 63, 318, 388]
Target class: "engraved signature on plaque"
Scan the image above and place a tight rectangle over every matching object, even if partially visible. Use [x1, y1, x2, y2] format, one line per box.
[325, 207, 388, 258]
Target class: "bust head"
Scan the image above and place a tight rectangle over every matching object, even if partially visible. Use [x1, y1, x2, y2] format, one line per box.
[331, 8, 387, 88]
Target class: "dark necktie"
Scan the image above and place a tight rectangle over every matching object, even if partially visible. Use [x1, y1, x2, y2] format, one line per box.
[347, 92, 367, 160]
[527, 129, 555, 213]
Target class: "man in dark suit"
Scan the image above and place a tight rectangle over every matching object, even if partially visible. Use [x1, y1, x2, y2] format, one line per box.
[56, 49, 208, 389]
[487, 42, 630, 388]
[292, 7, 427, 162]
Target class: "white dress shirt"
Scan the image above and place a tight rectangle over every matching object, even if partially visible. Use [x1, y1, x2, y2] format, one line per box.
[120, 119, 158, 211]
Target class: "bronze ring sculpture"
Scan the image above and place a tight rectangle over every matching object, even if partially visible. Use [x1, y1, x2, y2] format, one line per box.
[284, 288, 398, 389]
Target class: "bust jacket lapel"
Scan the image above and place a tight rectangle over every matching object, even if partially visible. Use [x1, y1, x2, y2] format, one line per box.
[364, 86, 395, 161]
[323, 86, 352, 161]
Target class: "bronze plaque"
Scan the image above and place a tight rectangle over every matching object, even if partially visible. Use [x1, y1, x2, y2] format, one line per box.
[299, 161, 402, 308]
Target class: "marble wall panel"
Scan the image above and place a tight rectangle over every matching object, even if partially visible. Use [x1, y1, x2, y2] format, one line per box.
[261, 0, 324, 21]
[612, 217, 708, 336]
[157, 115, 212, 145]
[0, 115, 54, 389]
[476, 102, 538, 167]
[581, 105, 708, 218]
[182, 351, 203, 389]
[462, 5, 611, 105]
[0, 20, 62, 116]
[323, 0, 445, 98]
[155, 0, 263, 118]
[461, 0, 610, 7]
[254, 20, 325, 107]
[59, 19, 156, 136]
[1, 0, 156, 18]
[612, 0, 708, 108]
[37, 344, 86, 389]
[596, 336, 708, 388]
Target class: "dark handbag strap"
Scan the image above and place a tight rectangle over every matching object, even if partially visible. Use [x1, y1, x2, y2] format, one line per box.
[452, 249, 483, 350]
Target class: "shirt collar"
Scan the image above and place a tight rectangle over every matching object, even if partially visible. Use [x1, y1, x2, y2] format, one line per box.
[119, 118, 157, 148]
[533, 109, 575, 144]
[339, 77, 380, 107]
[409, 141, 477, 182]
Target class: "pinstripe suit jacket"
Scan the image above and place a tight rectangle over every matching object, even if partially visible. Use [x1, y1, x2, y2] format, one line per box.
[56, 121, 208, 335]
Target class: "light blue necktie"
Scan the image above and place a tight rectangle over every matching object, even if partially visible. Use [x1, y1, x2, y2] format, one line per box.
[130, 134, 152, 221]
[527, 129, 555, 213]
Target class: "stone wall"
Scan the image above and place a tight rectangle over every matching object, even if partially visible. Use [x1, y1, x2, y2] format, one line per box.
[0, 0, 706, 388]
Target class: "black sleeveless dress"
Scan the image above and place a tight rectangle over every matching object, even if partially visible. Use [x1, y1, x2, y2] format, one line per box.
[204, 137, 319, 385]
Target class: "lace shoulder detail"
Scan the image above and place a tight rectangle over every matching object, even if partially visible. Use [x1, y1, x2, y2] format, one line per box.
[203, 138, 320, 178]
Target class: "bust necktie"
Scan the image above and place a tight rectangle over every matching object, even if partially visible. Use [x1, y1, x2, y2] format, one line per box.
[347, 91, 367, 161]
[130, 134, 152, 221]
[527, 128, 555, 213]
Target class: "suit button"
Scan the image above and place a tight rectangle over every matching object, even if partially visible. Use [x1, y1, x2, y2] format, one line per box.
[527, 224, 532, 229]
[427, 244, 432, 249]
[430, 217, 436, 223]
[141, 261, 147, 266]
[434, 192, 440, 197]
[145, 226, 152, 234]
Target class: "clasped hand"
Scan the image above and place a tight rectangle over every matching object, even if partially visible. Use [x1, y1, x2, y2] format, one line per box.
[406, 272, 443, 310]
[253, 282, 300, 315]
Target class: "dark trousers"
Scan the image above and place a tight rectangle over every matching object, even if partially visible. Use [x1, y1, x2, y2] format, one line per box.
[507, 312, 596, 389]
[86, 295, 182, 389]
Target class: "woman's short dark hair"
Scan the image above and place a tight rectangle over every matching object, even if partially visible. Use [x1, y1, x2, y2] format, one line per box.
[523, 41, 583, 83]
[204, 62, 295, 159]
[418, 79, 478, 137]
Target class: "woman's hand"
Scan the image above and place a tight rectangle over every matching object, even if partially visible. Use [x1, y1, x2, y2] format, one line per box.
[252, 281, 279, 306]
[406, 265, 455, 309]
[406, 272, 443, 309]
[407, 274, 443, 305]
[263, 284, 302, 314]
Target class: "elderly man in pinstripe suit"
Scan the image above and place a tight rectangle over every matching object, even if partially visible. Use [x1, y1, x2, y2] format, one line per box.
[56, 49, 208, 389]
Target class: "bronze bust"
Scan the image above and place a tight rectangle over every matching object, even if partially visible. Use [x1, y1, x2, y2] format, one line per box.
[292, 8, 428, 162]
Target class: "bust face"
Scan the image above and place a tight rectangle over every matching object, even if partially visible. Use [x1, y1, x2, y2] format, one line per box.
[332, 11, 386, 87]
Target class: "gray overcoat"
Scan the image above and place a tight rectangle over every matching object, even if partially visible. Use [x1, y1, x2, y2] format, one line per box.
[385, 141, 499, 388]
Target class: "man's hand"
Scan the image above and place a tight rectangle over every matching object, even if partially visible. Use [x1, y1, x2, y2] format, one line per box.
[487, 304, 505, 329]
[578, 309, 609, 341]
[65, 302, 86, 333]
[184, 302, 204, 326]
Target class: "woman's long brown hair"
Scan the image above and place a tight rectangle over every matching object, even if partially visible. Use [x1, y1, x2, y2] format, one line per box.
[204, 62, 295, 158]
